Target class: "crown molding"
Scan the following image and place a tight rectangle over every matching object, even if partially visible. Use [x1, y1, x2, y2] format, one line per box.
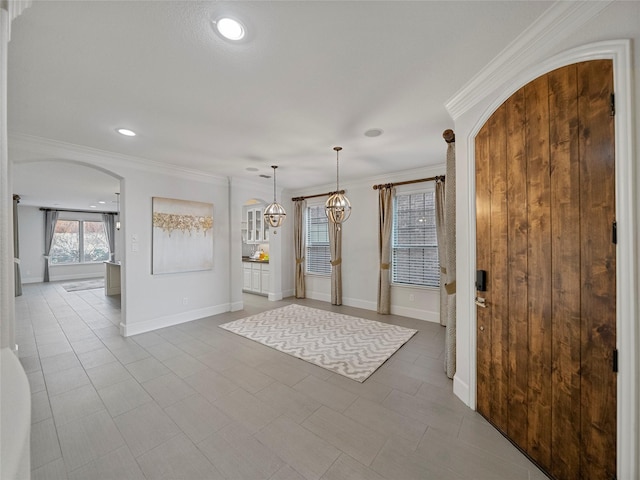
[9, 133, 228, 186]
[2, 0, 31, 40]
[445, 0, 613, 120]
[286, 162, 446, 199]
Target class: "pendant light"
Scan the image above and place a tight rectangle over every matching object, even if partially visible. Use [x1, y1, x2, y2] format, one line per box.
[325, 146, 351, 228]
[115, 192, 121, 230]
[263, 165, 286, 229]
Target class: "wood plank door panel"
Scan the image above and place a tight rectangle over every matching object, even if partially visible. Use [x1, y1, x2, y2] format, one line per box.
[475, 60, 616, 480]
[549, 64, 582, 480]
[578, 59, 616, 480]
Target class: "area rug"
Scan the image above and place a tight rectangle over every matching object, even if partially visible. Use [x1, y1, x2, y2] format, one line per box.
[61, 278, 104, 292]
[219, 304, 417, 382]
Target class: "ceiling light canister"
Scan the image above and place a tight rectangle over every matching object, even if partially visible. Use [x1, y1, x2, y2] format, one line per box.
[215, 17, 245, 41]
[263, 165, 286, 229]
[325, 146, 351, 229]
[116, 128, 136, 137]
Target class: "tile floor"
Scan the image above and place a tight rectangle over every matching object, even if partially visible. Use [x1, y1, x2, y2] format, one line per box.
[16, 282, 547, 480]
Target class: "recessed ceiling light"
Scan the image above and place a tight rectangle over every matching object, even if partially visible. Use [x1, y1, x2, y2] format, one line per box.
[89, 205, 97, 208]
[364, 128, 384, 137]
[98, 201, 106, 204]
[214, 17, 245, 41]
[116, 128, 136, 137]
[245, 167, 259, 172]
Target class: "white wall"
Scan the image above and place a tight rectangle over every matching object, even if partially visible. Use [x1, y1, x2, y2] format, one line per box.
[286, 164, 444, 323]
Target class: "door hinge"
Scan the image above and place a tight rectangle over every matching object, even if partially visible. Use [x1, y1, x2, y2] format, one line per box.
[610, 93, 615, 116]
[612, 220, 617, 244]
[613, 349, 618, 373]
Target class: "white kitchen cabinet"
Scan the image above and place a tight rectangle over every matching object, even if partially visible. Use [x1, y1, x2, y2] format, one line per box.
[243, 263, 252, 290]
[260, 264, 270, 295]
[242, 261, 269, 296]
[245, 207, 265, 244]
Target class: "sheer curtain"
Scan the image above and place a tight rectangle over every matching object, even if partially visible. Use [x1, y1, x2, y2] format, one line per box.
[444, 141, 457, 379]
[13, 195, 22, 296]
[434, 179, 446, 326]
[102, 213, 115, 261]
[293, 199, 306, 298]
[328, 221, 342, 305]
[377, 185, 394, 314]
[43, 210, 59, 282]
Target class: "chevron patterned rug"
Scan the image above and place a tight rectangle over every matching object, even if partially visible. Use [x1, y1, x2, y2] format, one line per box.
[219, 304, 417, 382]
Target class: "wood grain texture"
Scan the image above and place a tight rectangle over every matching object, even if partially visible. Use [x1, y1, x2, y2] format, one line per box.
[488, 104, 510, 433]
[475, 123, 492, 420]
[505, 88, 529, 449]
[525, 74, 553, 471]
[578, 59, 616, 480]
[475, 60, 616, 480]
[548, 63, 582, 480]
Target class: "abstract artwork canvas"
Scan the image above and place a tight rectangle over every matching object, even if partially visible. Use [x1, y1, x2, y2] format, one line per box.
[152, 197, 213, 274]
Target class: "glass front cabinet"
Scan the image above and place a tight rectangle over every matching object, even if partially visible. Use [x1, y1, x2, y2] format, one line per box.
[246, 207, 265, 244]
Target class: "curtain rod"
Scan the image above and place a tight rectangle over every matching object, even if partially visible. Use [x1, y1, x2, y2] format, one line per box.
[372, 175, 444, 190]
[291, 190, 345, 202]
[443, 129, 455, 143]
[39, 207, 116, 215]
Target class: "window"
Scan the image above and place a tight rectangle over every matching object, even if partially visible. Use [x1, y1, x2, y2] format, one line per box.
[50, 220, 110, 264]
[392, 190, 439, 287]
[306, 205, 331, 275]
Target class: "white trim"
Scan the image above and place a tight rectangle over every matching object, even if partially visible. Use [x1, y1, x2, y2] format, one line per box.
[390, 305, 439, 324]
[445, 1, 613, 120]
[9, 133, 228, 186]
[120, 303, 230, 337]
[459, 40, 636, 480]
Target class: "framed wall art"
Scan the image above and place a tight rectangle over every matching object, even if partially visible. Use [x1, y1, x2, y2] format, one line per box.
[152, 197, 214, 274]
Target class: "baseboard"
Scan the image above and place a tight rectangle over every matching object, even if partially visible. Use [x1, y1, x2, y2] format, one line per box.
[281, 288, 294, 298]
[50, 273, 103, 282]
[342, 297, 376, 311]
[230, 301, 243, 312]
[120, 303, 230, 337]
[453, 374, 472, 409]
[391, 305, 439, 323]
[21, 276, 43, 284]
[268, 291, 283, 301]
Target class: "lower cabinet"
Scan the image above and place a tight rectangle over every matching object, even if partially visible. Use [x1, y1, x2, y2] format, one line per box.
[242, 262, 269, 296]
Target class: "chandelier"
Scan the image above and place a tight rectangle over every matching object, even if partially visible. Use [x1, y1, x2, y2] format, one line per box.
[263, 165, 286, 228]
[325, 146, 351, 228]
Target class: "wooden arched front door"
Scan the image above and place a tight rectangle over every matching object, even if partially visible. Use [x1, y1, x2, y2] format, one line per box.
[475, 60, 616, 480]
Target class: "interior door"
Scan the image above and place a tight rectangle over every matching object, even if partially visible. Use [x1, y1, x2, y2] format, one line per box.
[475, 60, 616, 480]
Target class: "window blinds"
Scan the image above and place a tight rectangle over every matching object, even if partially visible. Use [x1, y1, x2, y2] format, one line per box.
[306, 205, 331, 275]
[392, 191, 439, 287]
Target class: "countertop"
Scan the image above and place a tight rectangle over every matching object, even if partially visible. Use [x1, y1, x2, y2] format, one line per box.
[242, 257, 269, 264]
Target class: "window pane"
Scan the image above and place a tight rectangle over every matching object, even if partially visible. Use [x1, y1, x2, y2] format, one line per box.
[306, 205, 331, 275]
[392, 191, 439, 287]
[51, 220, 80, 264]
[83, 221, 110, 262]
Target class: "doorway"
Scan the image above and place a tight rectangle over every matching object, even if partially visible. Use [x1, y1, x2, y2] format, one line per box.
[475, 60, 616, 480]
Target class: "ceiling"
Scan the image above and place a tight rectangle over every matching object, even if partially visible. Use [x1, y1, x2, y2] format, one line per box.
[8, 0, 554, 210]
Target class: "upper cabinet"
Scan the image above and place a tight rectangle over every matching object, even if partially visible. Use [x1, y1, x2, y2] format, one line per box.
[245, 206, 267, 244]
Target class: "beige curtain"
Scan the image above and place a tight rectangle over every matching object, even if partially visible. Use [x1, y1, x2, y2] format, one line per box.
[328, 220, 342, 305]
[294, 199, 306, 298]
[377, 185, 394, 314]
[43, 210, 59, 282]
[13, 195, 22, 297]
[444, 142, 457, 379]
[434, 179, 446, 326]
